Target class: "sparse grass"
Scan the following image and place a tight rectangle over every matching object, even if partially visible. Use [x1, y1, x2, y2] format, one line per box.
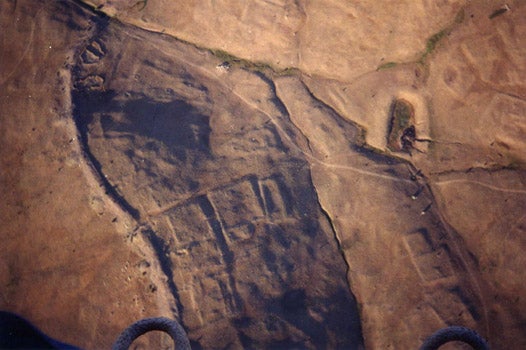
[210, 49, 240, 63]
[130, 0, 148, 11]
[395, 101, 413, 129]
[248, 61, 274, 73]
[425, 29, 448, 55]
[376, 62, 397, 71]
[504, 157, 525, 170]
[375, 9, 465, 70]
[454, 8, 465, 24]
[506, 163, 521, 170]
[277, 67, 300, 76]
[355, 128, 367, 147]
[417, 8, 465, 65]
[418, 29, 449, 64]
[386, 99, 415, 152]
[209, 48, 299, 76]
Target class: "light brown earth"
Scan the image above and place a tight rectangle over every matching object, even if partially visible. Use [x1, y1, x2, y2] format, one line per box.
[1, 0, 525, 349]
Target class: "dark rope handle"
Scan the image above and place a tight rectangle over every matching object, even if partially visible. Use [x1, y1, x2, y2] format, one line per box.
[420, 326, 489, 350]
[112, 317, 191, 350]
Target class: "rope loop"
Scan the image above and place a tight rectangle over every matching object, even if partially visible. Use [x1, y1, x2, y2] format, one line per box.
[112, 317, 191, 350]
[420, 326, 490, 350]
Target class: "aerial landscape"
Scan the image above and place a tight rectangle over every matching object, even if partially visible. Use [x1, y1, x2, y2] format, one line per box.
[1, 0, 525, 349]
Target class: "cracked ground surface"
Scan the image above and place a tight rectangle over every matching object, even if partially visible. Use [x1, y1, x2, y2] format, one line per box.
[1, 0, 525, 349]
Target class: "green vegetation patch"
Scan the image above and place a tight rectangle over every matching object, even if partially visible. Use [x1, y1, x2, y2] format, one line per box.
[425, 29, 448, 55]
[376, 62, 397, 71]
[418, 8, 465, 64]
[387, 99, 416, 152]
[418, 28, 450, 64]
[210, 48, 298, 76]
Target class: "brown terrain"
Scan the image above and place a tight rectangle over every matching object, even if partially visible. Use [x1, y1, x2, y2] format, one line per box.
[1, 0, 525, 349]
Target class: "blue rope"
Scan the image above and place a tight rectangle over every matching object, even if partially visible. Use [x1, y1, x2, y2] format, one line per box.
[420, 326, 489, 350]
[1, 311, 491, 349]
[112, 317, 191, 350]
